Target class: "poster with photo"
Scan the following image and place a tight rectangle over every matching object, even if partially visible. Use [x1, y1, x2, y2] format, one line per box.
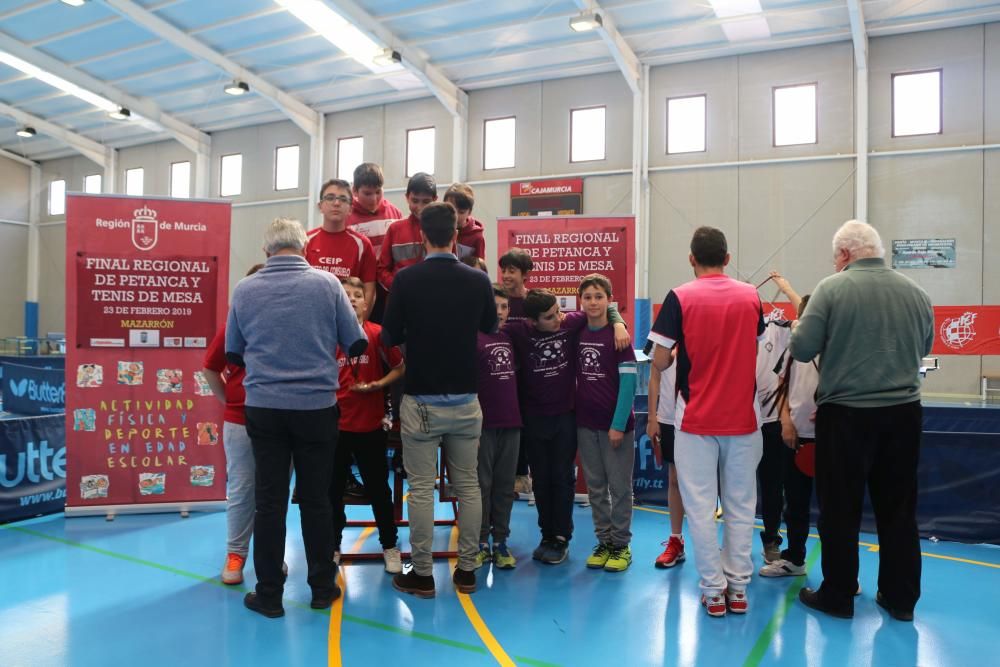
[64, 194, 230, 513]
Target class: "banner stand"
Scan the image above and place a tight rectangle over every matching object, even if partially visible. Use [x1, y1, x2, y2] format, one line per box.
[65, 499, 226, 520]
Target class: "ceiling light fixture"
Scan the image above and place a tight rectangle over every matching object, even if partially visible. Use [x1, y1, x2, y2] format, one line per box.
[275, 0, 402, 74]
[224, 80, 250, 96]
[16, 126, 36, 138]
[569, 10, 603, 32]
[373, 48, 402, 67]
[108, 106, 131, 120]
[0, 50, 118, 113]
[60, 0, 88, 6]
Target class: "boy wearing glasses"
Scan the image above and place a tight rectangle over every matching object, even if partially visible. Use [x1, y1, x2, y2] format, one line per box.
[307, 178, 377, 311]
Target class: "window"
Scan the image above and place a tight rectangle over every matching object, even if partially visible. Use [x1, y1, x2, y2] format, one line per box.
[773, 83, 817, 146]
[83, 174, 102, 194]
[406, 127, 435, 177]
[170, 161, 191, 199]
[48, 179, 65, 216]
[125, 168, 144, 196]
[484, 117, 516, 170]
[892, 70, 942, 137]
[570, 106, 606, 162]
[667, 95, 707, 154]
[275, 145, 299, 191]
[220, 153, 242, 197]
[337, 136, 364, 182]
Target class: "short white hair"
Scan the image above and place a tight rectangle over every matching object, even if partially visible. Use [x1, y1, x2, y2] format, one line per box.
[263, 217, 307, 254]
[832, 219, 884, 260]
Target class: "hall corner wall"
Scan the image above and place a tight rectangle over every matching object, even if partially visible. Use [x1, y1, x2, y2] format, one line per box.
[0, 155, 30, 339]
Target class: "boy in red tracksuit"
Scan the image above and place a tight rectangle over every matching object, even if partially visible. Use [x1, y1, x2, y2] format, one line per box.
[330, 277, 406, 574]
[377, 172, 437, 294]
[347, 162, 403, 324]
[346, 162, 403, 252]
[444, 183, 486, 262]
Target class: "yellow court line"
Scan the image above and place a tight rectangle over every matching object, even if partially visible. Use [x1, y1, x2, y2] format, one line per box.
[448, 527, 516, 667]
[329, 526, 376, 667]
[636, 506, 999, 569]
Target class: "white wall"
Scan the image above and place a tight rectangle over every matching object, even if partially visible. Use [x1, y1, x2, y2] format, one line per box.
[0, 156, 31, 338]
[15, 23, 1000, 394]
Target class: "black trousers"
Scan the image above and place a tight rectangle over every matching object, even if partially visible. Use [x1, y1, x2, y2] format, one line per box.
[522, 412, 577, 541]
[245, 405, 339, 603]
[780, 438, 815, 566]
[330, 429, 397, 550]
[815, 401, 922, 613]
[757, 421, 785, 547]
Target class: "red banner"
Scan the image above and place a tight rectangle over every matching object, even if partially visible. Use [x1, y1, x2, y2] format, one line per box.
[933, 306, 1000, 355]
[762, 302, 1000, 355]
[509, 178, 584, 216]
[65, 194, 231, 511]
[497, 216, 635, 328]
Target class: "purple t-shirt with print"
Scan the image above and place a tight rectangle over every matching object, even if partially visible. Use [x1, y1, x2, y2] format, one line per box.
[504, 311, 588, 418]
[476, 331, 522, 429]
[506, 296, 527, 324]
[576, 324, 636, 431]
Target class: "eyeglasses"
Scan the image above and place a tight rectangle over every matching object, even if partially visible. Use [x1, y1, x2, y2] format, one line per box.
[321, 194, 351, 204]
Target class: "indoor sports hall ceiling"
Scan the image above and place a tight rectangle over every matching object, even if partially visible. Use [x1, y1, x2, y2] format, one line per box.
[1, 0, 997, 161]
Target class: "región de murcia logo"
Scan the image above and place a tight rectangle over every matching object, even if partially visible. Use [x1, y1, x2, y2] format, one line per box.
[132, 205, 158, 251]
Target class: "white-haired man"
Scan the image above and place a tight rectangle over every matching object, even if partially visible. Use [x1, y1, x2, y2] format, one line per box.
[790, 220, 933, 622]
[227, 217, 367, 618]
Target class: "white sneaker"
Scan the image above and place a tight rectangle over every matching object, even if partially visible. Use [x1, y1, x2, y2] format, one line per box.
[383, 546, 402, 574]
[758, 558, 806, 577]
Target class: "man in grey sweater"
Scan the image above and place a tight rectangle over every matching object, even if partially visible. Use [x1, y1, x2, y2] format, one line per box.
[789, 220, 934, 622]
[227, 217, 366, 618]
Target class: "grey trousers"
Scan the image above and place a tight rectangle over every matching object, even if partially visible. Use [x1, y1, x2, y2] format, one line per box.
[577, 427, 635, 546]
[477, 428, 520, 543]
[223, 421, 255, 556]
[401, 395, 483, 575]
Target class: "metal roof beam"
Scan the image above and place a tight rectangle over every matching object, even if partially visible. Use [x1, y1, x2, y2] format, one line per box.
[102, 0, 321, 136]
[0, 31, 210, 155]
[322, 0, 468, 118]
[846, 0, 867, 69]
[572, 0, 641, 94]
[0, 147, 37, 167]
[0, 101, 109, 165]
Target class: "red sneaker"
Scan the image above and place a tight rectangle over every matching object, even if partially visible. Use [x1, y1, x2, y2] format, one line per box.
[702, 593, 727, 617]
[222, 553, 246, 585]
[725, 588, 748, 614]
[654, 536, 686, 568]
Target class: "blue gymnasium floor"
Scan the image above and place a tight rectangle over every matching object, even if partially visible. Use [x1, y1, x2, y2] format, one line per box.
[2, 497, 998, 667]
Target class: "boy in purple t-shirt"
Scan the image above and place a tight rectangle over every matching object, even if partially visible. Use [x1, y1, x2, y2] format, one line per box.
[474, 285, 522, 570]
[574, 274, 638, 573]
[504, 288, 629, 565]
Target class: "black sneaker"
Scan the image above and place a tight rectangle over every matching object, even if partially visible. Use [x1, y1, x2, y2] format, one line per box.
[453, 567, 477, 594]
[310, 584, 342, 610]
[541, 537, 569, 564]
[532, 538, 553, 561]
[244, 592, 284, 618]
[392, 570, 436, 599]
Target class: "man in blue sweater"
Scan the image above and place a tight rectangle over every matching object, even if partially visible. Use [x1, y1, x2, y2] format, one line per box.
[382, 201, 497, 598]
[226, 217, 367, 618]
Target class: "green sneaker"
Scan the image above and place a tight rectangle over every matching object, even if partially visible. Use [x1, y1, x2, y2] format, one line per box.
[586, 543, 612, 569]
[492, 542, 517, 569]
[604, 544, 632, 572]
[474, 543, 492, 569]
